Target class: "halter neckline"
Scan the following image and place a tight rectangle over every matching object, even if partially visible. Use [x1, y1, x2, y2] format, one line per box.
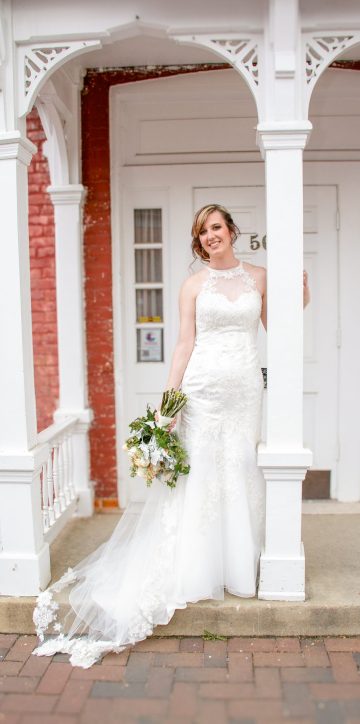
[207, 260, 243, 275]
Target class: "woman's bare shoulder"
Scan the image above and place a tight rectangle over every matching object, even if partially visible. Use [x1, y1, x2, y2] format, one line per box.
[181, 267, 208, 296]
[243, 260, 266, 278]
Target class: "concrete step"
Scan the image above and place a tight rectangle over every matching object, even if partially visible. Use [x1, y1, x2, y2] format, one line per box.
[1, 503, 360, 637]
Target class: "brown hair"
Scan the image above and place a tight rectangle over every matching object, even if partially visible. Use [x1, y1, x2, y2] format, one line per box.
[191, 204, 240, 262]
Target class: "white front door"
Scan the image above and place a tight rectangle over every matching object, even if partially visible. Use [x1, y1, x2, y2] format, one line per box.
[115, 165, 338, 504]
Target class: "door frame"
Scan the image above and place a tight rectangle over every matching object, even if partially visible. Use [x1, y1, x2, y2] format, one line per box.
[110, 90, 360, 505]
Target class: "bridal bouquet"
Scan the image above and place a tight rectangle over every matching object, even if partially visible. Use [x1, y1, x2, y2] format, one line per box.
[123, 389, 190, 488]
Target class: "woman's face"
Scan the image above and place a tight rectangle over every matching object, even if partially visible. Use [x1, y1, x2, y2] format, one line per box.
[198, 210, 233, 259]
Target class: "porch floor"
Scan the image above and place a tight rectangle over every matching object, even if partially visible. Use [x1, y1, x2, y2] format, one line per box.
[1, 502, 360, 636]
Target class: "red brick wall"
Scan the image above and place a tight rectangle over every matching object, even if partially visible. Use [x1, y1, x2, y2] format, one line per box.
[81, 65, 226, 502]
[27, 108, 59, 433]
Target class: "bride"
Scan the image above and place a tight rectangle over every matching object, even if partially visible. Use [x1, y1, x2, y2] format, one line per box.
[33, 203, 310, 668]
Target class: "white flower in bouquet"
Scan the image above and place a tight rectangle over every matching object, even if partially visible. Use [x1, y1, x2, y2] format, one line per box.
[138, 459, 149, 468]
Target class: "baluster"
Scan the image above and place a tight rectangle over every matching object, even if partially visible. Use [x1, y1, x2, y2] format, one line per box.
[41, 462, 49, 532]
[62, 432, 71, 505]
[57, 437, 66, 512]
[47, 449, 55, 525]
[52, 444, 61, 517]
[67, 431, 75, 500]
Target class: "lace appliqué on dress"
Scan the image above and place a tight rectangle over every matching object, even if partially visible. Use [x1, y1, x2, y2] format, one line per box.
[33, 567, 126, 668]
[33, 567, 77, 642]
[202, 260, 257, 297]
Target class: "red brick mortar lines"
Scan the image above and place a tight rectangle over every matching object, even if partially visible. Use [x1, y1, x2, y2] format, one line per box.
[1, 634, 360, 722]
[81, 65, 227, 502]
[27, 108, 59, 434]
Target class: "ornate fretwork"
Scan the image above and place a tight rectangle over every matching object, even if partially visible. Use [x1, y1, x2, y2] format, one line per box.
[305, 35, 353, 84]
[25, 46, 70, 96]
[171, 33, 260, 100]
[303, 32, 360, 109]
[210, 39, 258, 86]
[18, 40, 101, 116]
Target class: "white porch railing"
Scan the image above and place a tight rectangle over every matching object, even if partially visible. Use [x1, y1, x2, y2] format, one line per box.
[36, 416, 79, 544]
[0, 414, 91, 596]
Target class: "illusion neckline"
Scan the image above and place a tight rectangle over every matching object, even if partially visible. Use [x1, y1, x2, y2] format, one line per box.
[207, 260, 243, 275]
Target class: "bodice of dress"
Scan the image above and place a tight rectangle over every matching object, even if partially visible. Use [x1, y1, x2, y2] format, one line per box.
[195, 261, 262, 346]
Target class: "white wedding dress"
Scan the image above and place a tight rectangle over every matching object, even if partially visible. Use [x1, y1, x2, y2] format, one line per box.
[33, 261, 265, 668]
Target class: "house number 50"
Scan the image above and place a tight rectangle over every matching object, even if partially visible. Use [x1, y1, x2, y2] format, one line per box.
[250, 234, 267, 250]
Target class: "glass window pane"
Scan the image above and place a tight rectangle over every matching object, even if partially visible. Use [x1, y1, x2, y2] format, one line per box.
[134, 209, 162, 244]
[135, 249, 162, 283]
[136, 289, 163, 322]
[137, 328, 164, 362]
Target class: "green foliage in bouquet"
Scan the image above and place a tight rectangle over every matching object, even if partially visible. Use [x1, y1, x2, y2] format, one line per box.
[123, 390, 190, 489]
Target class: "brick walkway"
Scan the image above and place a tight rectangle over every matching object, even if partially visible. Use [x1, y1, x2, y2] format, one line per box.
[0, 635, 360, 723]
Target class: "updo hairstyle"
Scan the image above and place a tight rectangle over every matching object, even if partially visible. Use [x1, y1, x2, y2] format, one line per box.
[191, 204, 240, 263]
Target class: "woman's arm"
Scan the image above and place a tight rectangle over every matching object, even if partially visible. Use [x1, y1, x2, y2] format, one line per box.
[259, 268, 309, 331]
[303, 270, 310, 308]
[259, 268, 267, 331]
[164, 276, 197, 391]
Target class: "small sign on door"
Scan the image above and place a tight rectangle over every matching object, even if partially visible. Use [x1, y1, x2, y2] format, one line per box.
[137, 328, 164, 362]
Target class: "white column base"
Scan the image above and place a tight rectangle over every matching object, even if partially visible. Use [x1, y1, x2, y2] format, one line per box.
[257, 445, 312, 602]
[0, 543, 50, 597]
[258, 542, 305, 601]
[75, 486, 95, 517]
[0, 448, 51, 596]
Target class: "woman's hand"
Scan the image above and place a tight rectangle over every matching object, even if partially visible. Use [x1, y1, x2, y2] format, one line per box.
[155, 410, 177, 432]
[303, 270, 310, 308]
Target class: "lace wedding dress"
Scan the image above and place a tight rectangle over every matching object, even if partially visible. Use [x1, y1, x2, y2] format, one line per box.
[33, 260, 265, 668]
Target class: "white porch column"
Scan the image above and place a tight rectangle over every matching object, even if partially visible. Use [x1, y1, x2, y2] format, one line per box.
[0, 132, 50, 594]
[48, 185, 94, 516]
[256, 124, 313, 601]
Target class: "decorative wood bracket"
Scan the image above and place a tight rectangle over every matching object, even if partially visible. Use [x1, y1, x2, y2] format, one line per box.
[17, 40, 101, 116]
[170, 33, 260, 101]
[303, 32, 360, 110]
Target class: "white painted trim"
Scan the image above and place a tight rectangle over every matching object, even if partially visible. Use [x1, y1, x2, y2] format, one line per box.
[48, 185, 89, 411]
[0, 131, 36, 163]
[53, 408, 94, 425]
[170, 31, 262, 112]
[256, 122, 313, 154]
[110, 86, 128, 508]
[43, 498, 77, 544]
[46, 183, 94, 516]
[48, 184, 85, 205]
[258, 544, 306, 601]
[17, 39, 102, 116]
[302, 31, 360, 115]
[36, 101, 70, 186]
[257, 444, 313, 469]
